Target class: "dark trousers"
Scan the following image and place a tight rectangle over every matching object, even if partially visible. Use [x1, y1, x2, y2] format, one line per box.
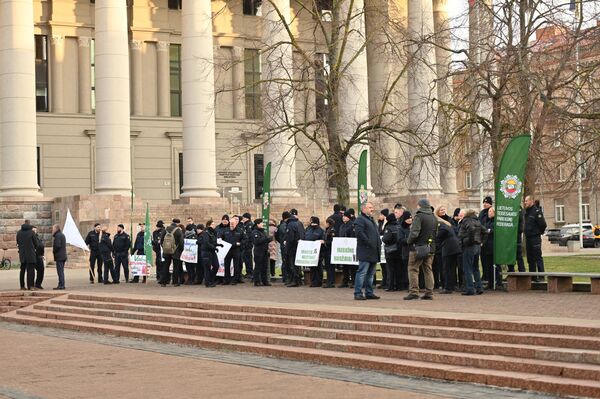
[20, 262, 35, 289]
[481, 252, 498, 287]
[385, 252, 402, 290]
[399, 256, 409, 290]
[89, 251, 103, 282]
[526, 236, 544, 274]
[153, 251, 162, 282]
[186, 262, 196, 283]
[203, 252, 219, 286]
[114, 252, 129, 282]
[442, 254, 458, 291]
[254, 253, 269, 284]
[224, 249, 241, 283]
[195, 258, 204, 284]
[159, 255, 172, 284]
[432, 254, 443, 288]
[243, 248, 254, 276]
[56, 260, 65, 288]
[379, 262, 387, 288]
[508, 241, 526, 272]
[35, 256, 45, 288]
[311, 256, 324, 286]
[286, 245, 301, 284]
[269, 259, 276, 276]
[103, 258, 116, 282]
[324, 250, 335, 287]
[281, 246, 291, 282]
[172, 258, 183, 284]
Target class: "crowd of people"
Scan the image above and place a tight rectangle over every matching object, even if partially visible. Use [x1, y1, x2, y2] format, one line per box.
[15, 195, 547, 299]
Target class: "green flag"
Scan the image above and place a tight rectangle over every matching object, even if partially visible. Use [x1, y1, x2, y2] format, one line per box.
[357, 150, 368, 210]
[144, 203, 153, 267]
[262, 162, 271, 223]
[493, 135, 532, 265]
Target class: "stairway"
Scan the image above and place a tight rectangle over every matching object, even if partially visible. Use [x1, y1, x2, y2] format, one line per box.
[2, 293, 600, 398]
[0, 291, 63, 313]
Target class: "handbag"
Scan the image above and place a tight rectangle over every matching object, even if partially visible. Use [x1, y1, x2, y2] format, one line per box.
[414, 244, 431, 260]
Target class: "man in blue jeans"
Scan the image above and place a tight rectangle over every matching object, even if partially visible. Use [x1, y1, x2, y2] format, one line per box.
[353, 202, 381, 300]
[458, 209, 487, 295]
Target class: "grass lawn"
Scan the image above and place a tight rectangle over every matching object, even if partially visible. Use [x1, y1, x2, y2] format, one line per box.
[543, 256, 600, 275]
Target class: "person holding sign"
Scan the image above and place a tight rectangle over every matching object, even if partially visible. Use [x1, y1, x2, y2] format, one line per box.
[200, 220, 220, 288]
[304, 216, 325, 287]
[251, 219, 271, 286]
[353, 202, 381, 301]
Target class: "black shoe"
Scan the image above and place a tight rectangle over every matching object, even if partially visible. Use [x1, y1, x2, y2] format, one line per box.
[89, 280, 94, 284]
[323, 284, 333, 288]
[103, 282, 112, 285]
[403, 294, 420, 300]
[35, 285, 43, 290]
[254, 282, 262, 287]
[287, 282, 299, 287]
[113, 281, 120, 284]
[354, 295, 366, 300]
[262, 282, 272, 286]
[420, 294, 433, 300]
[173, 284, 180, 287]
[476, 290, 484, 295]
[53, 286, 62, 290]
[366, 294, 380, 300]
[160, 283, 167, 287]
[207, 283, 216, 288]
[338, 284, 349, 288]
[98, 279, 104, 284]
[440, 289, 453, 294]
[462, 291, 475, 296]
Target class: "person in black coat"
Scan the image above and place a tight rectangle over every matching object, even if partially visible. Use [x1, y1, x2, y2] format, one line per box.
[16, 221, 37, 290]
[397, 211, 412, 291]
[322, 217, 336, 288]
[130, 223, 147, 284]
[32, 227, 45, 289]
[376, 208, 389, 289]
[99, 226, 116, 284]
[84, 223, 103, 283]
[215, 215, 230, 239]
[284, 213, 304, 287]
[200, 220, 220, 287]
[338, 210, 356, 288]
[183, 224, 199, 284]
[479, 196, 497, 288]
[276, 211, 290, 282]
[524, 195, 547, 280]
[160, 219, 184, 287]
[382, 213, 401, 291]
[353, 203, 381, 300]
[222, 216, 245, 285]
[241, 213, 254, 279]
[112, 224, 131, 283]
[304, 216, 325, 287]
[192, 224, 205, 285]
[251, 219, 271, 286]
[52, 224, 67, 290]
[152, 221, 165, 283]
[436, 219, 462, 293]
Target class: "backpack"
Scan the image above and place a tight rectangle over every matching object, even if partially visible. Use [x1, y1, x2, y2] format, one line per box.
[162, 227, 178, 255]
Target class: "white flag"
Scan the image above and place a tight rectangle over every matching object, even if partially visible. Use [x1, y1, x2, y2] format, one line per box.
[64, 209, 88, 251]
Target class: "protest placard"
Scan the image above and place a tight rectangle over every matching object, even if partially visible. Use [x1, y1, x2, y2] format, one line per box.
[130, 254, 150, 277]
[330, 237, 358, 265]
[216, 239, 234, 277]
[294, 240, 321, 267]
[180, 238, 198, 263]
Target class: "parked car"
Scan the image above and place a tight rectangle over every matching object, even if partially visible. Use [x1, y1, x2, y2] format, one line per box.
[545, 228, 562, 244]
[558, 224, 596, 248]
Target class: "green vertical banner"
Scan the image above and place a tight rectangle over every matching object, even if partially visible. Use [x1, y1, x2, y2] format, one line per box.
[144, 203, 153, 267]
[493, 135, 532, 265]
[357, 150, 368, 210]
[262, 162, 271, 223]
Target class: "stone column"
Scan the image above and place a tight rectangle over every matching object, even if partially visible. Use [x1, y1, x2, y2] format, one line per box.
[338, 0, 371, 195]
[78, 36, 92, 114]
[157, 41, 170, 117]
[407, 0, 442, 195]
[94, 0, 131, 195]
[231, 46, 246, 120]
[261, 0, 299, 197]
[434, 0, 457, 195]
[180, 0, 219, 197]
[0, 0, 41, 196]
[130, 40, 144, 116]
[51, 34, 65, 113]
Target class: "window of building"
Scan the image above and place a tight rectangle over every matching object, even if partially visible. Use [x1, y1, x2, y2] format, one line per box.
[463, 136, 472, 155]
[553, 129, 561, 147]
[315, 53, 330, 119]
[34, 35, 49, 112]
[178, 152, 184, 194]
[557, 162, 565, 181]
[254, 154, 264, 200]
[243, 0, 261, 15]
[168, 0, 182, 9]
[582, 199, 590, 222]
[170, 44, 182, 117]
[91, 39, 96, 113]
[465, 171, 473, 189]
[244, 49, 261, 120]
[315, 0, 332, 21]
[555, 199, 565, 223]
[580, 161, 587, 180]
[37, 146, 41, 187]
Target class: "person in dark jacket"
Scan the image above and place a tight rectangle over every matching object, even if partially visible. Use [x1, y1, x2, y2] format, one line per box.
[160, 219, 184, 287]
[436, 218, 462, 294]
[200, 220, 220, 287]
[251, 219, 271, 286]
[183, 224, 199, 284]
[215, 215, 230, 239]
[130, 223, 147, 284]
[192, 224, 205, 284]
[276, 211, 290, 282]
[16, 221, 37, 290]
[338, 210, 356, 288]
[304, 216, 325, 287]
[382, 213, 401, 291]
[222, 216, 245, 285]
[32, 226, 45, 289]
[479, 197, 499, 289]
[458, 209, 488, 295]
[84, 223, 103, 283]
[152, 221, 165, 283]
[52, 224, 67, 290]
[353, 202, 381, 300]
[241, 213, 254, 279]
[322, 217, 337, 288]
[99, 226, 116, 284]
[433, 206, 453, 289]
[397, 211, 412, 291]
[328, 204, 344, 237]
[508, 208, 526, 273]
[405, 198, 437, 300]
[376, 208, 389, 289]
[112, 224, 131, 283]
[524, 195, 547, 280]
[284, 212, 304, 287]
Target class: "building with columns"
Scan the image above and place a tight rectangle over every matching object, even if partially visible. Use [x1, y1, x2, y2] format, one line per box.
[0, 0, 460, 212]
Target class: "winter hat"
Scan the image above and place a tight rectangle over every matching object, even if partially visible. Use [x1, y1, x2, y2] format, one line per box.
[290, 208, 299, 216]
[386, 213, 396, 223]
[117, 224, 124, 229]
[221, 214, 230, 221]
[483, 196, 493, 205]
[400, 210, 412, 225]
[186, 224, 194, 231]
[380, 208, 389, 217]
[417, 198, 431, 208]
[453, 208, 461, 218]
[282, 211, 291, 220]
[242, 212, 252, 220]
[343, 210, 353, 218]
[347, 208, 355, 216]
[310, 216, 320, 225]
[156, 220, 164, 228]
[253, 218, 263, 226]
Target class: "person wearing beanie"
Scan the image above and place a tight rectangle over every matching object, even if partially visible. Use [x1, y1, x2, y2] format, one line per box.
[452, 208, 462, 227]
[338, 208, 356, 288]
[112, 223, 131, 283]
[251, 219, 271, 287]
[275, 211, 291, 282]
[151, 221, 165, 283]
[215, 214, 230, 239]
[405, 198, 436, 300]
[241, 213, 255, 280]
[283, 209, 305, 287]
[304, 216, 325, 287]
[377, 209, 390, 289]
[397, 211, 412, 290]
[479, 196, 495, 287]
[328, 205, 343, 237]
[322, 217, 337, 288]
[382, 213, 401, 291]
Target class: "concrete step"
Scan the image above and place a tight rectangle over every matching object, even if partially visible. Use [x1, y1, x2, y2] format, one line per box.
[0, 306, 17, 313]
[35, 301, 600, 366]
[3, 311, 600, 398]
[66, 293, 600, 337]
[53, 296, 600, 352]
